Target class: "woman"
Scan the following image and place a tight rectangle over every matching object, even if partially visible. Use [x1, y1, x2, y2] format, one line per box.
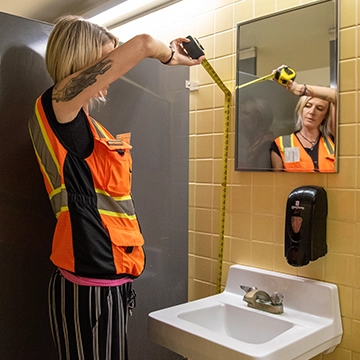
[271, 79, 337, 172]
[29, 15, 203, 360]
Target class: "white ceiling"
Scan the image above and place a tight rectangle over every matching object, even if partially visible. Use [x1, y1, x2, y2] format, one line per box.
[0, 0, 113, 23]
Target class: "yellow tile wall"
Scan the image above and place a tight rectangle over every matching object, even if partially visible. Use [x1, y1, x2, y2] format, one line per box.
[148, 0, 359, 358]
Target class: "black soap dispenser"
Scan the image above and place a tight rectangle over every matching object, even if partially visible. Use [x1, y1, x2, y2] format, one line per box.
[285, 186, 328, 267]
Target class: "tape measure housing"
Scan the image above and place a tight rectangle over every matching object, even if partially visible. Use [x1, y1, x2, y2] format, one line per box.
[183, 35, 205, 59]
[274, 66, 296, 86]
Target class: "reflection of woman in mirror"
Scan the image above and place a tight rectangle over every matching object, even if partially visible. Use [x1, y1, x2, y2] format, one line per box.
[271, 80, 336, 172]
[238, 97, 274, 170]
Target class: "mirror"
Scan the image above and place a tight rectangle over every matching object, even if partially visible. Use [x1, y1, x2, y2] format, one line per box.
[235, 0, 338, 172]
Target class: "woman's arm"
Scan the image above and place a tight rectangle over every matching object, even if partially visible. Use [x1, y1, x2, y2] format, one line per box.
[271, 150, 284, 171]
[286, 80, 337, 104]
[52, 34, 203, 124]
[272, 66, 337, 104]
[287, 80, 337, 137]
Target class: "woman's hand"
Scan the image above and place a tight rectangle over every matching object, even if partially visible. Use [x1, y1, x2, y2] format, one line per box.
[272, 64, 337, 102]
[168, 37, 205, 66]
[285, 80, 300, 95]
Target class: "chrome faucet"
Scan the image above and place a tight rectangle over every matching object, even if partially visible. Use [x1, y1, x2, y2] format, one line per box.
[240, 285, 284, 314]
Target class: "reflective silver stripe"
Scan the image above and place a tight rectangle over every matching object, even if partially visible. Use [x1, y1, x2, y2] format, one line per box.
[50, 186, 68, 217]
[282, 135, 291, 148]
[90, 117, 108, 139]
[323, 137, 335, 155]
[29, 103, 62, 193]
[97, 192, 136, 218]
[52, 188, 136, 219]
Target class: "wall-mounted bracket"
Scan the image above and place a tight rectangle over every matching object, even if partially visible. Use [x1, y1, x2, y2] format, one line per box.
[185, 80, 199, 91]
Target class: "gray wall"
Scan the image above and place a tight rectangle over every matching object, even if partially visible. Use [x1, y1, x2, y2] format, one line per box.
[0, 12, 56, 359]
[0, 12, 189, 360]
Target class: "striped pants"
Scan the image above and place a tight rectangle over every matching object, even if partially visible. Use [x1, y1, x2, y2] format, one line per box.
[48, 269, 136, 360]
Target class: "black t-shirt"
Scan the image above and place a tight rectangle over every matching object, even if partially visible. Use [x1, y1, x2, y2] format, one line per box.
[41, 86, 93, 158]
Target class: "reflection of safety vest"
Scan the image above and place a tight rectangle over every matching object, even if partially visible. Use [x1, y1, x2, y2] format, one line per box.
[275, 133, 335, 172]
[29, 95, 145, 278]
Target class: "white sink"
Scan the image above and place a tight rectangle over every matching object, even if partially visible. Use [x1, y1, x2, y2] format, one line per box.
[178, 303, 294, 344]
[148, 265, 343, 360]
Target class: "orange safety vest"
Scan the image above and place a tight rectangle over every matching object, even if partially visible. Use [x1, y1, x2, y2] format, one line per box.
[275, 133, 335, 172]
[29, 94, 145, 278]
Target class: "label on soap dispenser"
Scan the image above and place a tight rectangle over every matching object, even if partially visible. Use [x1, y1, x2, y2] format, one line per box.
[291, 200, 305, 211]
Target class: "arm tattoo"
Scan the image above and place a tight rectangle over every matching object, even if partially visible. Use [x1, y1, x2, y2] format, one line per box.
[320, 94, 329, 100]
[52, 57, 113, 102]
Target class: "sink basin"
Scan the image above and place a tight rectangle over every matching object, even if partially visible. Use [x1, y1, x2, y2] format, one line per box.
[178, 303, 293, 344]
[148, 265, 343, 360]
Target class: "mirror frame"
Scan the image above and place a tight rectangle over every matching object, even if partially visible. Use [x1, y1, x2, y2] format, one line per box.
[235, 0, 339, 173]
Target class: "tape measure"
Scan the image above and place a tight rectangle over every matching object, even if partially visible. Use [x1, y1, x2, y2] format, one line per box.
[183, 36, 230, 293]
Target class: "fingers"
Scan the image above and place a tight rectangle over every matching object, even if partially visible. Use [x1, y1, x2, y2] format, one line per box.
[285, 80, 293, 91]
[189, 56, 205, 65]
[172, 37, 191, 44]
[170, 38, 190, 48]
[273, 64, 287, 73]
[170, 39, 187, 56]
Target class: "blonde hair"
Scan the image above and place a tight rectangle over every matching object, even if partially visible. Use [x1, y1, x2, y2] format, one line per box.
[294, 96, 333, 140]
[46, 15, 119, 84]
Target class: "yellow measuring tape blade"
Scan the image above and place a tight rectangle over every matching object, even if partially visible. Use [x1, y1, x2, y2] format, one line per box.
[236, 72, 274, 89]
[201, 59, 231, 293]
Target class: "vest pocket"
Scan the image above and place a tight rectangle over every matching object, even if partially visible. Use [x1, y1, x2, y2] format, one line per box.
[105, 224, 145, 276]
[105, 224, 144, 248]
[92, 139, 132, 195]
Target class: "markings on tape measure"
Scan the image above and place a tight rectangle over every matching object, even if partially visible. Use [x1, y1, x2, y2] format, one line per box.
[201, 59, 231, 294]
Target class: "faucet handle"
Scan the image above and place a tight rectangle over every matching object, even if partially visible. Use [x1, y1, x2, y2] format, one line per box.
[270, 292, 284, 305]
[240, 285, 258, 293]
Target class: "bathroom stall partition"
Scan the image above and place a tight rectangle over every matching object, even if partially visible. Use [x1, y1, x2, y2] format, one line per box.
[96, 54, 190, 360]
[0, 12, 188, 360]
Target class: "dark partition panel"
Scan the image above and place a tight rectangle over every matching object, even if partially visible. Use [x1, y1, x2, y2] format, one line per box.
[0, 12, 189, 360]
[0, 12, 57, 360]
[95, 61, 189, 360]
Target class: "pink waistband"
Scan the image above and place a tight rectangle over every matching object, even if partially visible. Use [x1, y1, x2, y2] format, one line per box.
[59, 268, 133, 287]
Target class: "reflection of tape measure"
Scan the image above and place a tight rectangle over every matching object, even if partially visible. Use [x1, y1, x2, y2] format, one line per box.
[237, 66, 296, 89]
[183, 36, 230, 293]
[274, 66, 296, 85]
[236, 73, 274, 89]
